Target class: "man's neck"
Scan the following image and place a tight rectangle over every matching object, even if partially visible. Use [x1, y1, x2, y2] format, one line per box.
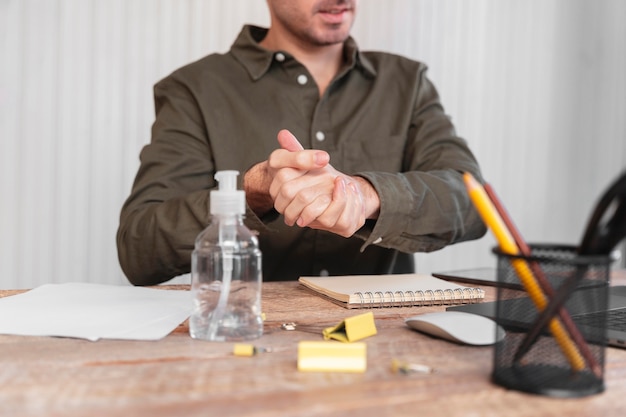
[260, 29, 345, 97]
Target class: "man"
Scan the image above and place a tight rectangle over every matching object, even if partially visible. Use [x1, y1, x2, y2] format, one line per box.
[117, 0, 486, 286]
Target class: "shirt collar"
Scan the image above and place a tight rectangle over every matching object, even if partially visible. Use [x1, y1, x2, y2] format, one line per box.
[343, 36, 377, 78]
[230, 25, 378, 81]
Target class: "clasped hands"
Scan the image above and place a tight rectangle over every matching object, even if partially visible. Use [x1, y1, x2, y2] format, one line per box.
[245, 129, 380, 238]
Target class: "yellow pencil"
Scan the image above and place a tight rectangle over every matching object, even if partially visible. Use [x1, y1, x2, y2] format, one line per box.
[463, 172, 585, 372]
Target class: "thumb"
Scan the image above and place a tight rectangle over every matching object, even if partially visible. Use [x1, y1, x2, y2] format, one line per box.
[277, 129, 305, 152]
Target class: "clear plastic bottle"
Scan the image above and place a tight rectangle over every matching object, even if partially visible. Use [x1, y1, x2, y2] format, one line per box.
[189, 170, 263, 341]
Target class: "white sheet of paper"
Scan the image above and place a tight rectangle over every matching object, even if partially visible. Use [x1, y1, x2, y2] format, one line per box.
[0, 283, 192, 341]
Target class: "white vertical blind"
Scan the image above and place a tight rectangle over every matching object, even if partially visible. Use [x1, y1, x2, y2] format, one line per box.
[2, 0, 625, 289]
[408, 0, 626, 273]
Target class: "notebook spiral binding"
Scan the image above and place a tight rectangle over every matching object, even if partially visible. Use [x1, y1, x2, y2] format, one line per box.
[354, 288, 483, 308]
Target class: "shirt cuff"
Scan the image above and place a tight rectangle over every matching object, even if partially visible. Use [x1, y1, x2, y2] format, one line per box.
[354, 171, 418, 251]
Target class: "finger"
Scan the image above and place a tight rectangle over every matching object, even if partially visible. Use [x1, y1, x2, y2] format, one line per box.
[277, 178, 335, 225]
[269, 167, 303, 201]
[295, 181, 342, 227]
[277, 129, 304, 151]
[310, 179, 365, 237]
[345, 181, 367, 230]
[286, 192, 333, 227]
[350, 181, 366, 219]
[268, 148, 330, 171]
[275, 129, 330, 169]
[307, 177, 349, 230]
[329, 181, 365, 237]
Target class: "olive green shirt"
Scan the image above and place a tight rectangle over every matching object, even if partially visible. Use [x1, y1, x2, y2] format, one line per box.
[117, 25, 486, 286]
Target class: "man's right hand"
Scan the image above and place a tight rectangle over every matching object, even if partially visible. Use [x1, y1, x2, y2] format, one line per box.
[243, 129, 330, 217]
[245, 129, 378, 238]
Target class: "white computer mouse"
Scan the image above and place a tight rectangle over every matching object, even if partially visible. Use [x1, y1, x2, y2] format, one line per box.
[405, 311, 505, 346]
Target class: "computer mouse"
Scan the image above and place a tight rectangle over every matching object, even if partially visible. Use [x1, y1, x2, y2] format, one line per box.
[405, 311, 505, 346]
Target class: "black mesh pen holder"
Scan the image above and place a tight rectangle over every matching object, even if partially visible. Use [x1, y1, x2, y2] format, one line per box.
[491, 244, 613, 398]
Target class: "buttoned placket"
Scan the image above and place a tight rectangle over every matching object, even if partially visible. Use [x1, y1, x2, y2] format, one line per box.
[274, 51, 353, 277]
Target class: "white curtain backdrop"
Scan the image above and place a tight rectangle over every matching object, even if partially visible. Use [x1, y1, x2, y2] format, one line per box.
[2, 0, 625, 288]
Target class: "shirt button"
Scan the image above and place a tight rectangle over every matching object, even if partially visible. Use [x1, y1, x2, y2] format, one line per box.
[320, 269, 329, 276]
[315, 131, 325, 142]
[297, 74, 308, 85]
[373, 237, 383, 244]
[275, 52, 285, 62]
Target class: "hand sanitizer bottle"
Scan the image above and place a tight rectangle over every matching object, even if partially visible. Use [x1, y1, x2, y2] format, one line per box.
[189, 170, 263, 341]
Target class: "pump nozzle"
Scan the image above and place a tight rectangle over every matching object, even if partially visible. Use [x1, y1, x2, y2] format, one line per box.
[215, 170, 238, 192]
[211, 170, 245, 215]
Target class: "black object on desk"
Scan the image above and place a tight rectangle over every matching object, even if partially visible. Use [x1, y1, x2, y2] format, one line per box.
[578, 170, 626, 256]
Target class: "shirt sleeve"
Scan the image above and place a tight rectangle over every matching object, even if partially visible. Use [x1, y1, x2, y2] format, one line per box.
[354, 67, 487, 253]
[117, 72, 275, 287]
[115, 74, 213, 285]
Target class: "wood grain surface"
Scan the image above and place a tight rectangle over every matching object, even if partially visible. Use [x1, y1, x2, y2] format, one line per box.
[1, 271, 626, 417]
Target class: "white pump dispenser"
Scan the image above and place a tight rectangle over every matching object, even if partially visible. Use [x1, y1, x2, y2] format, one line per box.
[190, 170, 263, 341]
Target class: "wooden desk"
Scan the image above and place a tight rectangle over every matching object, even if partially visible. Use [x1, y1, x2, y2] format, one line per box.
[1, 271, 626, 417]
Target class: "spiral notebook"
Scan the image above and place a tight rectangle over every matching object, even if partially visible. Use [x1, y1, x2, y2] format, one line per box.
[298, 274, 485, 309]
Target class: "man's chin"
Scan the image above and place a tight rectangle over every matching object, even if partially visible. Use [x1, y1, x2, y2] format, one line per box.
[311, 28, 351, 46]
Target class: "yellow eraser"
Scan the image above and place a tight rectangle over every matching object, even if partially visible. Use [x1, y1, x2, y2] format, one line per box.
[297, 341, 367, 373]
[323, 312, 377, 343]
[233, 343, 256, 357]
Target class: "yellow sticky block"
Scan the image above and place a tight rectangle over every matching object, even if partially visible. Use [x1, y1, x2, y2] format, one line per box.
[322, 312, 377, 343]
[297, 341, 367, 373]
[233, 344, 256, 357]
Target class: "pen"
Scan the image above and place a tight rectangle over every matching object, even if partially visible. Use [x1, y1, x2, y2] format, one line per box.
[484, 183, 602, 378]
[463, 173, 585, 373]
